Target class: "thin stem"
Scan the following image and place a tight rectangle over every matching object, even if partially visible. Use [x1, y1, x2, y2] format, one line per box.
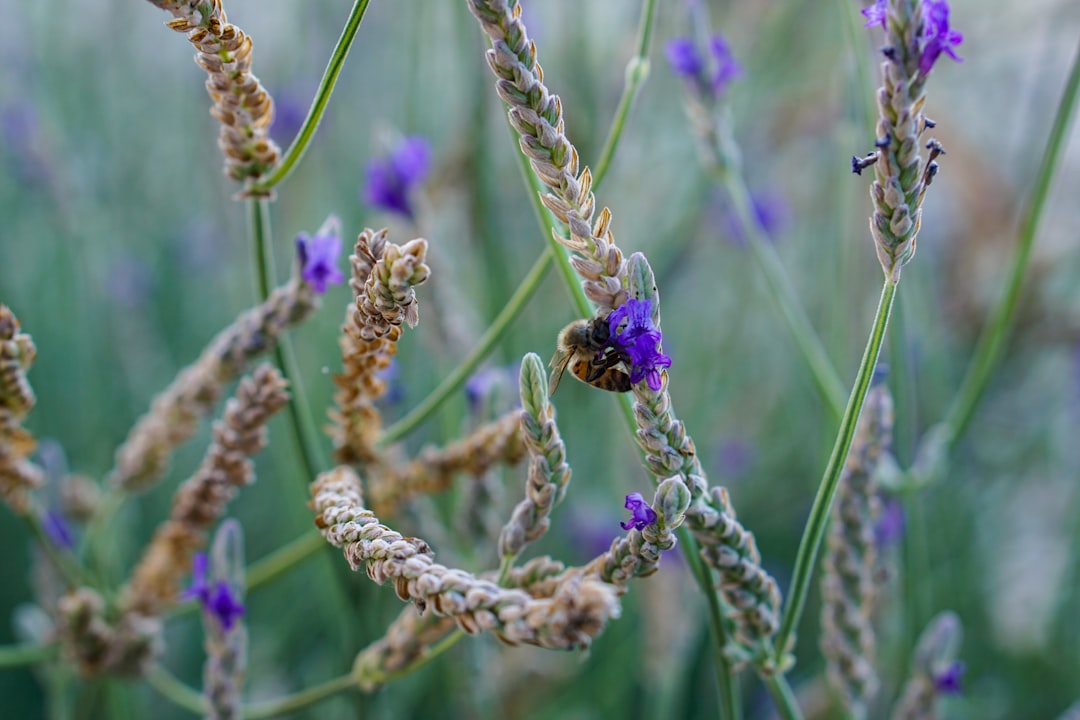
[380, 247, 553, 444]
[590, 0, 658, 189]
[774, 278, 897, 661]
[711, 163, 846, 423]
[247, 529, 327, 589]
[0, 641, 57, 667]
[684, 530, 741, 720]
[244, 673, 356, 719]
[373, 629, 466, 686]
[940, 37, 1080, 449]
[147, 666, 206, 715]
[248, 199, 326, 479]
[762, 673, 805, 720]
[251, 0, 372, 193]
[24, 509, 89, 589]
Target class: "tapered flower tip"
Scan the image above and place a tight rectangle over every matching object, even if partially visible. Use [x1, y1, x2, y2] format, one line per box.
[363, 136, 432, 219]
[620, 492, 658, 531]
[296, 220, 345, 294]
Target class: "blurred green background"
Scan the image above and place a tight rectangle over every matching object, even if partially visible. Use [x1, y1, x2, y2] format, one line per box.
[1, 0, 1079, 717]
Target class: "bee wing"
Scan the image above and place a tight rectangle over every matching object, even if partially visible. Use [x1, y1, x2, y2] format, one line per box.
[548, 350, 573, 396]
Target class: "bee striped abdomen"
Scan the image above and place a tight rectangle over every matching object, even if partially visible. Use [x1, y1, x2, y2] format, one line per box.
[570, 358, 631, 393]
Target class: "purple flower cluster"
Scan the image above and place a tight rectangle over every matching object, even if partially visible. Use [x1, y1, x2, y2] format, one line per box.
[665, 35, 741, 98]
[363, 136, 431, 220]
[862, 0, 963, 75]
[296, 228, 345, 294]
[620, 492, 658, 531]
[184, 553, 245, 632]
[608, 298, 672, 392]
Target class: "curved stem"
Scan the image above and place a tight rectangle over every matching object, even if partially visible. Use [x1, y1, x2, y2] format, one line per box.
[940, 37, 1080, 449]
[0, 641, 57, 667]
[250, 0, 372, 193]
[248, 199, 326, 480]
[762, 673, 804, 720]
[147, 666, 206, 715]
[590, 0, 657, 190]
[774, 278, 897, 661]
[711, 164, 846, 423]
[244, 673, 356, 719]
[371, 628, 466, 686]
[380, 247, 553, 444]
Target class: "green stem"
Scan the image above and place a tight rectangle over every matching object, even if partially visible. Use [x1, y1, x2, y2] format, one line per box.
[248, 199, 326, 479]
[250, 0, 372, 193]
[370, 628, 466, 686]
[244, 673, 356, 719]
[940, 37, 1080, 449]
[0, 641, 57, 667]
[762, 673, 804, 720]
[147, 666, 206, 715]
[711, 164, 846, 423]
[380, 247, 553, 444]
[590, 0, 657, 189]
[684, 531, 741, 720]
[774, 278, 897, 661]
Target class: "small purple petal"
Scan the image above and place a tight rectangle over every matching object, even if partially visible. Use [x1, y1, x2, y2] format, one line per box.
[43, 509, 75, 550]
[296, 231, 345, 294]
[609, 299, 672, 391]
[207, 582, 245, 632]
[875, 498, 906, 546]
[665, 38, 703, 79]
[708, 35, 742, 94]
[183, 552, 211, 602]
[933, 660, 965, 695]
[620, 492, 658, 531]
[861, 0, 887, 28]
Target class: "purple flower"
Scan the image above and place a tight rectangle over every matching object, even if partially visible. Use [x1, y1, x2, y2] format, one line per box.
[919, 0, 963, 75]
[723, 190, 788, 246]
[861, 0, 887, 28]
[42, 509, 75, 550]
[296, 227, 345, 294]
[184, 553, 245, 632]
[861, 0, 962, 74]
[620, 492, 658, 531]
[875, 498, 906, 546]
[665, 38, 703, 78]
[665, 34, 741, 99]
[933, 660, 965, 695]
[363, 136, 431, 219]
[608, 299, 672, 392]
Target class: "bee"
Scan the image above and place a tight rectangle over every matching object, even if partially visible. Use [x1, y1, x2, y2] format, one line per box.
[548, 316, 631, 395]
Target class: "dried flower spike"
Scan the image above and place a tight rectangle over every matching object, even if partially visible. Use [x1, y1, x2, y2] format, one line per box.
[0, 305, 44, 513]
[146, 0, 280, 191]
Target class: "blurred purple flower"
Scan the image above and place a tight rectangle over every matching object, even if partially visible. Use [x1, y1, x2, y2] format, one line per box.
[933, 660, 965, 695]
[723, 190, 788, 246]
[861, 0, 887, 27]
[363, 136, 431, 219]
[620, 492, 658, 531]
[105, 255, 156, 308]
[464, 363, 519, 416]
[376, 359, 405, 407]
[1, 105, 50, 187]
[876, 498, 906, 547]
[270, 85, 309, 145]
[184, 553, 245, 632]
[42, 509, 75, 550]
[665, 34, 741, 99]
[715, 436, 755, 480]
[609, 298, 672, 392]
[296, 227, 345, 294]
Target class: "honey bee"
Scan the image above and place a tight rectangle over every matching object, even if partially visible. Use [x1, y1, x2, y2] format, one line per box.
[548, 316, 631, 395]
